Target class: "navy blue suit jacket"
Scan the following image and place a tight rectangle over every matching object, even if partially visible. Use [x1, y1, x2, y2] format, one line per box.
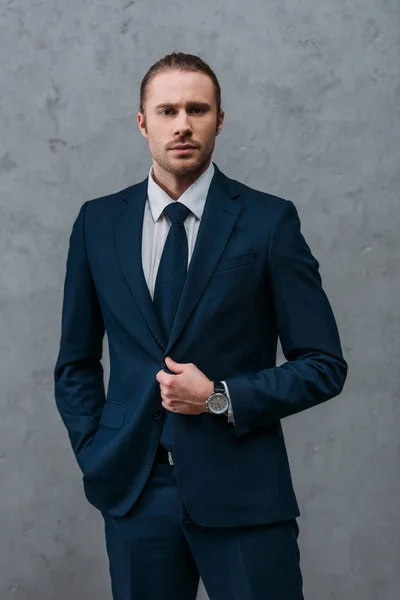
[54, 162, 347, 527]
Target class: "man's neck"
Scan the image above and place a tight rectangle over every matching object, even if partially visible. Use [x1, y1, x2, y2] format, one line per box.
[151, 160, 211, 200]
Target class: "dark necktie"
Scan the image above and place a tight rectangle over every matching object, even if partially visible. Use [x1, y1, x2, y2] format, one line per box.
[153, 201, 190, 450]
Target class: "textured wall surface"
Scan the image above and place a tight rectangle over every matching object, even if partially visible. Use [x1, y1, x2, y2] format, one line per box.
[1, 0, 399, 598]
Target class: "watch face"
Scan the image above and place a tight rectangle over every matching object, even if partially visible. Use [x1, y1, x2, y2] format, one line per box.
[209, 393, 228, 413]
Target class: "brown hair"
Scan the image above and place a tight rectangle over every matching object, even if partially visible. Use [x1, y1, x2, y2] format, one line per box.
[139, 52, 222, 128]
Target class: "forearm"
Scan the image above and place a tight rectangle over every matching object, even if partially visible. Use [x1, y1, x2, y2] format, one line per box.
[225, 351, 347, 436]
[54, 349, 106, 456]
[54, 201, 106, 458]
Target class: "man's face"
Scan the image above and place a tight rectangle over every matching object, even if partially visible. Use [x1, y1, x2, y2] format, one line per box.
[137, 70, 224, 178]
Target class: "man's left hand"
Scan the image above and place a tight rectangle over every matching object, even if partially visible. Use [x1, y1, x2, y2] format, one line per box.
[156, 356, 213, 415]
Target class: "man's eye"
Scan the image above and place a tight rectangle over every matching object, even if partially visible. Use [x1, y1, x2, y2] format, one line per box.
[160, 108, 206, 116]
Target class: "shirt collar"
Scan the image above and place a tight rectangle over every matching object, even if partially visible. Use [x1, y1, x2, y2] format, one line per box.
[147, 161, 215, 222]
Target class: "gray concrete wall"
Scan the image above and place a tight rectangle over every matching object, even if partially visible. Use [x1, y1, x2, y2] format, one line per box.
[1, 0, 399, 598]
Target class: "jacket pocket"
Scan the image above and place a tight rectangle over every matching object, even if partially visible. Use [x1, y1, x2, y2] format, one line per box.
[214, 251, 257, 274]
[99, 400, 127, 429]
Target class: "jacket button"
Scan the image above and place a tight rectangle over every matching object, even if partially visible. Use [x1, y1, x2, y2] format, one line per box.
[152, 409, 163, 420]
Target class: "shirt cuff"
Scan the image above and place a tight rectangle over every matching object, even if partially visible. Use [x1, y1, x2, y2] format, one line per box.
[221, 380, 235, 424]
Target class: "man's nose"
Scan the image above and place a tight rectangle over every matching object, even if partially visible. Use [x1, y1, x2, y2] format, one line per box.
[173, 112, 192, 136]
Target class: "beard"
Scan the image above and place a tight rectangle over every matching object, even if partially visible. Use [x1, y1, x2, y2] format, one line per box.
[148, 140, 216, 179]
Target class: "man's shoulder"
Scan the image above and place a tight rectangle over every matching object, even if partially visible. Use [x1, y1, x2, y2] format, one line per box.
[86, 180, 145, 208]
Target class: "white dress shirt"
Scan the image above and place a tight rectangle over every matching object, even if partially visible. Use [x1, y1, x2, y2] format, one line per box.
[141, 161, 235, 424]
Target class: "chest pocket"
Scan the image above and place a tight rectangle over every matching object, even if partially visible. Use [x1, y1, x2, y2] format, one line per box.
[214, 251, 257, 274]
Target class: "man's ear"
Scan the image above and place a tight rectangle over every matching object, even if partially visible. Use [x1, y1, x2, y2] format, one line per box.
[137, 112, 148, 139]
[216, 109, 224, 135]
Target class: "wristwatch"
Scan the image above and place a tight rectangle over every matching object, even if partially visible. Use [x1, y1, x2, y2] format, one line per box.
[206, 381, 229, 415]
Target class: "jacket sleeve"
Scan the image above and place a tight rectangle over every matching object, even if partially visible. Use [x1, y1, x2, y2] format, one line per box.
[224, 199, 348, 438]
[54, 201, 106, 468]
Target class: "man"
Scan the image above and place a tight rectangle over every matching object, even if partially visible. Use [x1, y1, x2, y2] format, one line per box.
[54, 52, 348, 599]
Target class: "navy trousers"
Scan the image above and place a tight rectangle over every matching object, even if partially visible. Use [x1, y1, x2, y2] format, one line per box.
[102, 454, 304, 599]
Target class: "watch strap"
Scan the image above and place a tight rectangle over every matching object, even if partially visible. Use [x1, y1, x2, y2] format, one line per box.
[213, 381, 225, 394]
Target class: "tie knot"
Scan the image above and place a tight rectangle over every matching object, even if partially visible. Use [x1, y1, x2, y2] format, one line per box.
[164, 202, 190, 225]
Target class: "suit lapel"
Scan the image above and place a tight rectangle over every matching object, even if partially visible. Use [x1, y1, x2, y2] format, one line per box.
[114, 163, 242, 354]
[165, 165, 242, 355]
[114, 177, 168, 350]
